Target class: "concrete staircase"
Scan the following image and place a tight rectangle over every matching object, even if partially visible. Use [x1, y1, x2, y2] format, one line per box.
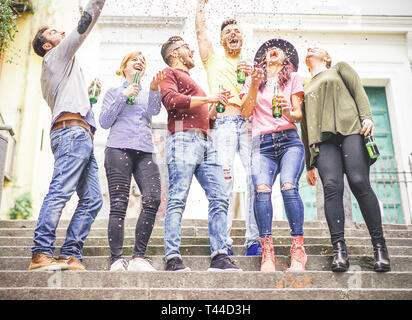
[0, 218, 411, 300]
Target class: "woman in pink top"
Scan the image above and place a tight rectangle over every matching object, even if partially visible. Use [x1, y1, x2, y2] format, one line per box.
[240, 39, 306, 272]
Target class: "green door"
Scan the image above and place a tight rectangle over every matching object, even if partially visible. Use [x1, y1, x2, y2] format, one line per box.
[351, 86, 403, 224]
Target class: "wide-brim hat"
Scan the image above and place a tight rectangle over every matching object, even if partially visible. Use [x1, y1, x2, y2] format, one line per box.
[254, 38, 299, 72]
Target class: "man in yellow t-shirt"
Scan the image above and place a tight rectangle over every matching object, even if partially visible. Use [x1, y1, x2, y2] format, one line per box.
[195, 0, 261, 256]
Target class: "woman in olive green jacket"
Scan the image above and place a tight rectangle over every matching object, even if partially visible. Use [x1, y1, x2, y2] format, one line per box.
[301, 47, 390, 273]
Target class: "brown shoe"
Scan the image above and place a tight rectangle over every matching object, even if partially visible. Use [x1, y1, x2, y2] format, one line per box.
[57, 256, 86, 271]
[29, 253, 70, 271]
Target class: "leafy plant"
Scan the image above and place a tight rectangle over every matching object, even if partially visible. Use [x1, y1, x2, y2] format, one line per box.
[8, 193, 32, 220]
[0, 0, 19, 60]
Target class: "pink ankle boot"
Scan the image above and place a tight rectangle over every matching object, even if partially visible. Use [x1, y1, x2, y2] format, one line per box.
[260, 235, 276, 272]
[287, 236, 307, 272]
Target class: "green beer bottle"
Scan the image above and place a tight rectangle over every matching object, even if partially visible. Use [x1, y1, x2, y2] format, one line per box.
[365, 134, 380, 159]
[237, 55, 246, 84]
[89, 78, 100, 104]
[126, 72, 140, 105]
[216, 84, 225, 113]
[272, 82, 282, 118]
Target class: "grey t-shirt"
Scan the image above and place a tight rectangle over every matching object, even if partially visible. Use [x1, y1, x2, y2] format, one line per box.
[40, 0, 105, 129]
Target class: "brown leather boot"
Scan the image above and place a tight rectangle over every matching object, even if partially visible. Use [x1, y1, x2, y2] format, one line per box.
[287, 236, 307, 272]
[57, 256, 86, 271]
[29, 253, 69, 271]
[260, 235, 276, 272]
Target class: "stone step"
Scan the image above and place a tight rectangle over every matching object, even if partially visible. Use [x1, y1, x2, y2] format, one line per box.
[1, 287, 411, 300]
[1, 226, 411, 238]
[1, 244, 411, 257]
[1, 255, 411, 272]
[1, 235, 411, 247]
[1, 271, 411, 289]
[0, 218, 408, 230]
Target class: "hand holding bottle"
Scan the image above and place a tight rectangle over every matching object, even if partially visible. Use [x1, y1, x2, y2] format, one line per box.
[123, 83, 140, 98]
[274, 94, 291, 118]
[209, 88, 233, 106]
[237, 60, 253, 76]
[360, 119, 374, 136]
[88, 79, 101, 104]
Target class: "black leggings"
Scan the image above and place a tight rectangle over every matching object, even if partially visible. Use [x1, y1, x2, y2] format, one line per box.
[104, 147, 161, 263]
[315, 134, 385, 246]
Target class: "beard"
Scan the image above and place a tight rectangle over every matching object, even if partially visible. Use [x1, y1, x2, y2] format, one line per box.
[181, 55, 195, 69]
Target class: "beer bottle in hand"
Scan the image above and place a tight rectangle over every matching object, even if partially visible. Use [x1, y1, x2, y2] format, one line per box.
[126, 72, 140, 105]
[216, 85, 225, 113]
[89, 78, 100, 104]
[272, 82, 282, 118]
[237, 55, 246, 85]
[365, 134, 380, 159]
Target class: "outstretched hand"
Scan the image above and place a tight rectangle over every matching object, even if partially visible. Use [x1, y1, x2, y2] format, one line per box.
[150, 71, 166, 91]
[251, 67, 264, 88]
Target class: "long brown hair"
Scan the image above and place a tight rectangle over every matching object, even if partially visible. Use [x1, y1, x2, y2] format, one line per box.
[256, 51, 295, 91]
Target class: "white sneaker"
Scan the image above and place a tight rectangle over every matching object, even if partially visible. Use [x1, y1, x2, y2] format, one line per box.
[110, 258, 128, 272]
[127, 257, 157, 272]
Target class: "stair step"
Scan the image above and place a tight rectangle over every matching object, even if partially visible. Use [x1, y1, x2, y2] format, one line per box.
[1, 271, 411, 289]
[1, 287, 411, 300]
[1, 236, 411, 247]
[1, 244, 410, 257]
[1, 255, 411, 272]
[1, 227, 411, 238]
[0, 219, 408, 230]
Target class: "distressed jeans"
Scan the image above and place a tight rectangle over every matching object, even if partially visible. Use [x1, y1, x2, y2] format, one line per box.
[211, 115, 259, 248]
[164, 130, 229, 261]
[251, 130, 305, 237]
[31, 126, 103, 261]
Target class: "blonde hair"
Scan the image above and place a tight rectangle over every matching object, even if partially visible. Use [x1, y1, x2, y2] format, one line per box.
[116, 51, 146, 77]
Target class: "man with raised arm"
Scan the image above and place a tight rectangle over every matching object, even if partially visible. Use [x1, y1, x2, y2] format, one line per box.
[29, 0, 105, 271]
[196, 0, 261, 256]
[159, 36, 241, 272]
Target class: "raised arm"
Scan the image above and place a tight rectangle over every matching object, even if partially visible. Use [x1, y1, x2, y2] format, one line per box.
[240, 67, 264, 119]
[195, 0, 214, 62]
[53, 0, 106, 61]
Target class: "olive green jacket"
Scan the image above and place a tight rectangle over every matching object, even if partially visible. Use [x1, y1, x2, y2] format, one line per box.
[301, 61, 373, 170]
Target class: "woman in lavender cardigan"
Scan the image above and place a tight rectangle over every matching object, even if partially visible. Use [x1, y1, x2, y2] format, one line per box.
[100, 51, 164, 272]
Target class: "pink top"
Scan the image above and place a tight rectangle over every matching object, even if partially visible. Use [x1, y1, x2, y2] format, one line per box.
[240, 72, 304, 137]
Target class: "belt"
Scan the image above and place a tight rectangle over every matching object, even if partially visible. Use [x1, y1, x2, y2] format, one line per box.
[51, 119, 94, 139]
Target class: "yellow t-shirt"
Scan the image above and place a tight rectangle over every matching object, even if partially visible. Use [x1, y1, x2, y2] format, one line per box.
[202, 53, 243, 107]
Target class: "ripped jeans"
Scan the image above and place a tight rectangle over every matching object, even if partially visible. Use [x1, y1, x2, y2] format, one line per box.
[251, 130, 305, 237]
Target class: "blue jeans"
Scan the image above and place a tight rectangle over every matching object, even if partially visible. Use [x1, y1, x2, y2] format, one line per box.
[211, 115, 259, 248]
[164, 130, 229, 260]
[251, 130, 305, 237]
[31, 126, 103, 260]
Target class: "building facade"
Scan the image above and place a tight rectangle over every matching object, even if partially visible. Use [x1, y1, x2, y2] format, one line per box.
[1, 0, 412, 226]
